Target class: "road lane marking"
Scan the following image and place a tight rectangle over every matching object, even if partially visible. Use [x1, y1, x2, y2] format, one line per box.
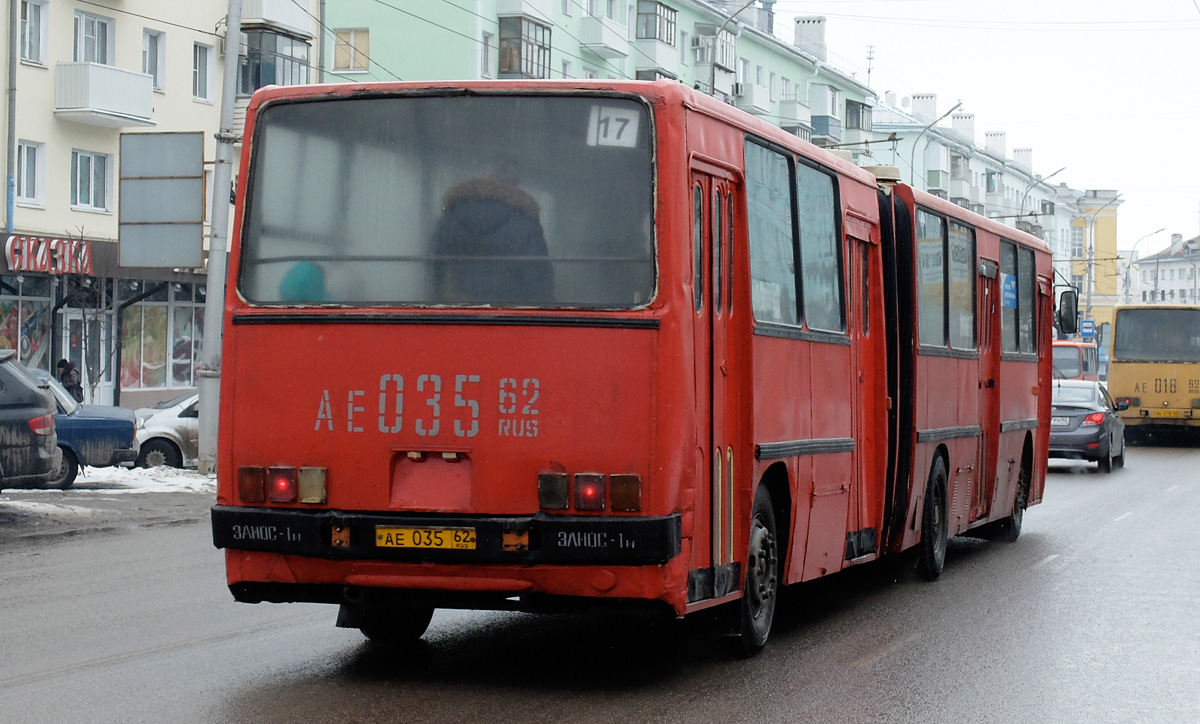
[1031, 554, 1059, 570]
[1114, 512, 1132, 522]
[1167, 485, 1179, 492]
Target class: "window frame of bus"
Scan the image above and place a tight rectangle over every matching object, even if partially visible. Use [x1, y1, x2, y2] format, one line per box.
[235, 91, 657, 310]
[999, 239, 1038, 358]
[915, 207, 977, 356]
[744, 135, 846, 341]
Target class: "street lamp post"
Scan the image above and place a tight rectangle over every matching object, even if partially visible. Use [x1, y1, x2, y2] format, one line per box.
[1018, 165, 1066, 220]
[1123, 227, 1165, 303]
[707, 0, 758, 97]
[907, 101, 963, 186]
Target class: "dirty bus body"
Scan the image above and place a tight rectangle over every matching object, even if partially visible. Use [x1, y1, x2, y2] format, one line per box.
[211, 80, 1060, 653]
[1108, 304, 1200, 434]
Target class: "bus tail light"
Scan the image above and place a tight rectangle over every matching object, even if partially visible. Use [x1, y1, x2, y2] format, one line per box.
[609, 474, 642, 512]
[1081, 412, 1105, 427]
[298, 467, 327, 504]
[574, 473, 605, 511]
[238, 466, 266, 503]
[538, 473, 569, 510]
[268, 467, 298, 503]
[27, 414, 54, 436]
[1117, 397, 1139, 408]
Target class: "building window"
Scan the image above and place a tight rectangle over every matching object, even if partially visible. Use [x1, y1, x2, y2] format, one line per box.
[679, 31, 688, 62]
[119, 282, 206, 390]
[846, 100, 872, 131]
[985, 171, 999, 194]
[1071, 274, 1084, 292]
[694, 25, 735, 70]
[16, 140, 44, 205]
[74, 11, 113, 64]
[333, 29, 370, 72]
[499, 17, 551, 79]
[70, 150, 111, 211]
[562, 0, 571, 14]
[20, 1, 47, 64]
[828, 87, 841, 118]
[636, 2, 676, 44]
[238, 30, 310, 96]
[193, 43, 214, 101]
[143, 30, 164, 90]
[1070, 226, 1084, 258]
[482, 32, 494, 77]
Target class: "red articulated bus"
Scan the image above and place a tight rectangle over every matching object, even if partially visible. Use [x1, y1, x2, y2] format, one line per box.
[211, 80, 1071, 654]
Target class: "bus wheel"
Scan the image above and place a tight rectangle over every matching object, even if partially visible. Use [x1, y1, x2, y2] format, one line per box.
[996, 465, 1029, 543]
[343, 603, 435, 646]
[917, 458, 948, 581]
[737, 485, 779, 657]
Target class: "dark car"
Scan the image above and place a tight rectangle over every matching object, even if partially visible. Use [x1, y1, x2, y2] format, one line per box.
[0, 351, 61, 490]
[1049, 379, 1127, 473]
[32, 369, 138, 490]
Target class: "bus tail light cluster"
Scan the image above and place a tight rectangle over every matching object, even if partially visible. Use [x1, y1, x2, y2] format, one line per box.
[538, 472, 641, 512]
[1081, 412, 1105, 427]
[238, 466, 327, 505]
[1117, 397, 1139, 408]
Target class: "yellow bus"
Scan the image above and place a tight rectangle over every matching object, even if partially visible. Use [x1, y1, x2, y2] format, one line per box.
[1107, 304, 1200, 434]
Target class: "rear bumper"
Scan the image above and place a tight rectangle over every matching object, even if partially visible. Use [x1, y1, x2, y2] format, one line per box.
[1, 446, 62, 489]
[1049, 428, 1108, 460]
[108, 447, 139, 465]
[211, 505, 682, 565]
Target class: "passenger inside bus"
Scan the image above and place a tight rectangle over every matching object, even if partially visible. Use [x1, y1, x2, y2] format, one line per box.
[278, 261, 328, 303]
[432, 156, 553, 306]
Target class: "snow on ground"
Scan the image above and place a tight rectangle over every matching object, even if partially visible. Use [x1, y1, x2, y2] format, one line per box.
[21, 466, 216, 495]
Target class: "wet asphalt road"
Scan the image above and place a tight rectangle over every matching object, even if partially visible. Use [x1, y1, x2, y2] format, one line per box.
[1, 441, 1198, 724]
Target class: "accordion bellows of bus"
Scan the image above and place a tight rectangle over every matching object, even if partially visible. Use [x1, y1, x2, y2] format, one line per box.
[211, 79, 1072, 655]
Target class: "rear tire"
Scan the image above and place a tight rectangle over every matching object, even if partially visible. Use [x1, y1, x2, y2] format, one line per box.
[351, 605, 435, 646]
[1098, 439, 1114, 474]
[917, 458, 948, 581]
[996, 463, 1029, 543]
[44, 447, 78, 490]
[737, 485, 779, 657]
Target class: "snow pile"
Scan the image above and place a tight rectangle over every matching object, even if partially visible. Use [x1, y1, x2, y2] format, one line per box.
[75, 465, 216, 494]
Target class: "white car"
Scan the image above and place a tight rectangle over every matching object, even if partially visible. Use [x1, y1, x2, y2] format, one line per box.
[135, 391, 199, 468]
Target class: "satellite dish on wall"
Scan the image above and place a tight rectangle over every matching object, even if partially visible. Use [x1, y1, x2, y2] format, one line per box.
[901, 96, 911, 108]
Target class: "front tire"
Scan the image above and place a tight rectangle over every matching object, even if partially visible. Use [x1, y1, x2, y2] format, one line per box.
[1113, 432, 1126, 468]
[137, 438, 183, 468]
[737, 485, 779, 657]
[45, 447, 78, 490]
[917, 458, 948, 581]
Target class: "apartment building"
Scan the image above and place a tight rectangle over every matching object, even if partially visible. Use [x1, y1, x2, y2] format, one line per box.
[2, 0, 316, 407]
[1134, 233, 1200, 305]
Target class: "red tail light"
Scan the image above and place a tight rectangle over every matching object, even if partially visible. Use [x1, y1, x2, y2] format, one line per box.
[574, 473, 605, 511]
[27, 414, 54, 436]
[238, 466, 266, 503]
[1081, 412, 1105, 427]
[268, 467, 298, 503]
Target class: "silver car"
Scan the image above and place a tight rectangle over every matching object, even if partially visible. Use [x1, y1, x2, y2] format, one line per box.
[135, 391, 199, 468]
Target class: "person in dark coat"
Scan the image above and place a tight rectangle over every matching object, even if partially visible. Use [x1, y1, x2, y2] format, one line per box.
[432, 160, 553, 305]
[56, 359, 84, 402]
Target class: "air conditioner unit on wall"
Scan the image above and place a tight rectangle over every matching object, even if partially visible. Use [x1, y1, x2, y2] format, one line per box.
[691, 35, 706, 49]
[732, 82, 745, 97]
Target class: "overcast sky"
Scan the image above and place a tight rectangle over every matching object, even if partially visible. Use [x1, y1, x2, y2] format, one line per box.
[768, 0, 1200, 254]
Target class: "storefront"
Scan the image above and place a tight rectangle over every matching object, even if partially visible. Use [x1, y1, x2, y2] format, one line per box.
[2, 234, 207, 409]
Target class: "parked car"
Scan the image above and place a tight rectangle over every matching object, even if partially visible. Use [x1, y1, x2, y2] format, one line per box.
[135, 391, 199, 468]
[1049, 379, 1127, 473]
[31, 369, 138, 489]
[0, 351, 61, 490]
[134, 388, 197, 425]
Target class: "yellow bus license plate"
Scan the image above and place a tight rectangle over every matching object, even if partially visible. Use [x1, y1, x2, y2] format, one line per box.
[1149, 409, 1184, 418]
[376, 526, 477, 550]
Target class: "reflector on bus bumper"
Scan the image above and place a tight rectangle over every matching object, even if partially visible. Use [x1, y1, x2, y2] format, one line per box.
[211, 506, 681, 565]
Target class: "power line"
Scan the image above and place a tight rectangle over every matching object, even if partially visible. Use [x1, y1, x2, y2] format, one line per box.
[285, 0, 404, 80]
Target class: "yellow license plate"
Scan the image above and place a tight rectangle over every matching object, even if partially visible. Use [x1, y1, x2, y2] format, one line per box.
[375, 526, 476, 550]
[1150, 409, 1185, 418]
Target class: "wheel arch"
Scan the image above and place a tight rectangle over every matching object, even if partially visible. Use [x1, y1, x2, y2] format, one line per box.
[755, 461, 791, 578]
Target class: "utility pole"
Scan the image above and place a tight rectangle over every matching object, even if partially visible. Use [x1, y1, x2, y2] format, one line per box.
[197, 0, 244, 475]
[6, 0, 19, 234]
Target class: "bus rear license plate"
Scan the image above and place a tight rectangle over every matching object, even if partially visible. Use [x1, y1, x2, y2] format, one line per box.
[1150, 409, 1184, 418]
[1051, 416, 1069, 427]
[375, 526, 477, 550]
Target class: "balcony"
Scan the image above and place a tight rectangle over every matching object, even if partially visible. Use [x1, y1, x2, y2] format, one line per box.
[580, 16, 628, 59]
[634, 38, 679, 77]
[733, 82, 770, 115]
[948, 177, 973, 200]
[926, 169, 947, 192]
[778, 96, 812, 127]
[811, 115, 842, 145]
[54, 63, 154, 128]
[496, 0, 553, 21]
[242, 0, 313, 36]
